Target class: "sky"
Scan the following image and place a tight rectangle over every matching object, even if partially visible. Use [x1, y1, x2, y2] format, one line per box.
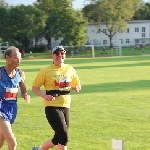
[5, 0, 89, 9]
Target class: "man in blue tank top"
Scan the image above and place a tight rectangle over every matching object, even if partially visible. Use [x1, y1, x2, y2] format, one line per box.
[0, 46, 30, 150]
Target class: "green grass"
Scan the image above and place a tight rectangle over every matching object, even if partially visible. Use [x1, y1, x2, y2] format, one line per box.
[0, 55, 150, 150]
[1, 46, 149, 59]
[20, 46, 150, 59]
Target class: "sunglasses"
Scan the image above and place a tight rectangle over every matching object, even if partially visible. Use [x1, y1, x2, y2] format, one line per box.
[53, 51, 66, 56]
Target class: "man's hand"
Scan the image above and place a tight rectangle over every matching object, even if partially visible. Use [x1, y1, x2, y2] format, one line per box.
[72, 85, 81, 92]
[21, 92, 30, 103]
[42, 95, 55, 101]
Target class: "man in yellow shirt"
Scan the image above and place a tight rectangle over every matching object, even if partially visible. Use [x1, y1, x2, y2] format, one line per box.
[32, 46, 81, 150]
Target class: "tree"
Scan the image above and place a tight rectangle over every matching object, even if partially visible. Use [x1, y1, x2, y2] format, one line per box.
[49, 3, 87, 45]
[35, 0, 87, 46]
[7, 5, 47, 48]
[0, 6, 10, 41]
[82, 3, 99, 22]
[84, 0, 143, 47]
[132, 2, 150, 20]
[0, 0, 6, 6]
[34, 0, 53, 46]
[34, 0, 53, 13]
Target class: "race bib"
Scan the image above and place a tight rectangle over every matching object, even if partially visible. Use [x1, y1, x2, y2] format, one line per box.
[5, 88, 18, 100]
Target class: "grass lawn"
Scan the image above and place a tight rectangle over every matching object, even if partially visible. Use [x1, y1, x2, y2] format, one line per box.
[0, 55, 150, 150]
[19, 46, 150, 59]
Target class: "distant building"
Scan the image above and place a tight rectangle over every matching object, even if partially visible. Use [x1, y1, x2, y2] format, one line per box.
[31, 36, 48, 46]
[51, 20, 150, 48]
[86, 20, 150, 47]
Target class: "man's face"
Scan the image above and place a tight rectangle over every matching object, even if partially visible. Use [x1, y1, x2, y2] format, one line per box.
[7, 50, 22, 68]
[52, 50, 66, 64]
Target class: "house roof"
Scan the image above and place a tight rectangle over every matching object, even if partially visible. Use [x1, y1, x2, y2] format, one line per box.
[88, 20, 150, 25]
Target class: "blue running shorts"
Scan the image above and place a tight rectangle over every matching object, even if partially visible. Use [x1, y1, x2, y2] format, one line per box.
[0, 102, 18, 124]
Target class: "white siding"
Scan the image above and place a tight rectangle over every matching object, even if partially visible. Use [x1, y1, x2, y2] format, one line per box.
[87, 20, 150, 47]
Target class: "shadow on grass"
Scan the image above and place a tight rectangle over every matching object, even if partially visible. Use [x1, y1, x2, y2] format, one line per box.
[17, 79, 150, 100]
[20, 61, 150, 72]
[74, 61, 150, 70]
[19, 55, 150, 66]
[78, 79, 150, 94]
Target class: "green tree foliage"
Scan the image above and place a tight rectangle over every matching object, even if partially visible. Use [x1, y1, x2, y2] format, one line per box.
[0, 5, 47, 48]
[83, 0, 143, 47]
[0, 37, 3, 43]
[82, 3, 99, 22]
[8, 5, 47, 48]
[0, 6, 10, 40]
[0, 0, 6, 6]
[133, 2, 150, 20]
[35, 0, 87, 46]
[34, 0, 53, 46]
[34, 0, 52, 14]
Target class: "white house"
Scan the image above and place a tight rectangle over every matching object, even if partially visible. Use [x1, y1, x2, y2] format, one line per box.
[30, 36, 48, 47]
[51, 20, 150, 48]
[87, 20, 150, 47]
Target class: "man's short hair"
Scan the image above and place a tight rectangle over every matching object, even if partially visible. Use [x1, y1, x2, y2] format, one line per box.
[4, 46, 18, 59]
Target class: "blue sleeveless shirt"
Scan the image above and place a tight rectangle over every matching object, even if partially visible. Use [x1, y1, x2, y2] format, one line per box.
[0, 66, 21, 123]
[0, 66, 21, 103]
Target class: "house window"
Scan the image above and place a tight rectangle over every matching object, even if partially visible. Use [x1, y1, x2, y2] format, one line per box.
[103, 29, 107, 34]
[142, 27, 145, 32]
[135, 28, 139, 32]
[97, 29, 101, 34]
[119, 39, 123, 44]
[103, 40, 107, 45]
[142, 33, 145, 37]
[126, 28, 129, 33]
[96, 40, 101, 45]
[126, 39, 129, 43]
[90, 40, 94, 45]
[135, 40, 139, 44]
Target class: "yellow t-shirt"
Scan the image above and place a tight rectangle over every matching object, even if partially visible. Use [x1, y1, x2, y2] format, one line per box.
[32, 64, 80, 108]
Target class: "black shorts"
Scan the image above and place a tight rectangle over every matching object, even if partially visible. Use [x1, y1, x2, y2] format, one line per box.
[45, 106, 70, 146]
